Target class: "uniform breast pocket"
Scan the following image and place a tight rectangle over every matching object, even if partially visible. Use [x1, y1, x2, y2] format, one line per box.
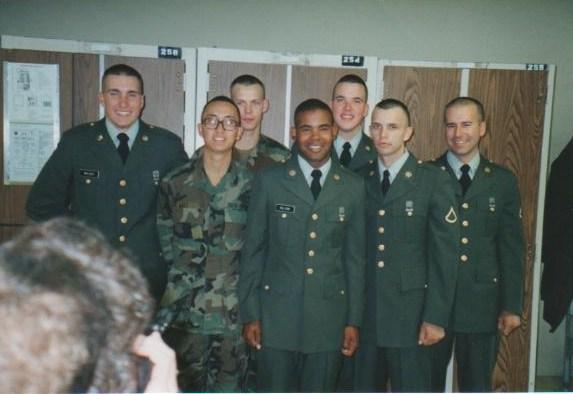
[173, 202, 205, 240]
[223, 205, 247, 251]
[392, 204, 427, 243]
[271, 209, 298, 249]
[478, 198, 499, 232]
[327, 206, 350, 247]
[74, 168, 102, 213]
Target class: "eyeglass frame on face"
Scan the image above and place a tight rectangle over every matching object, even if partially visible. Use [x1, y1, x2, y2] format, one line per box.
[201, 115, 240, 131]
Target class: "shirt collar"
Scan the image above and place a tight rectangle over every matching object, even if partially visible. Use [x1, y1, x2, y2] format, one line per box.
[106, 119, 140, 149]
[297, 155, 332, 187]
[446, 151, 480, 179]
[334, 129, 363, 157]
[378, 150, 410, 183]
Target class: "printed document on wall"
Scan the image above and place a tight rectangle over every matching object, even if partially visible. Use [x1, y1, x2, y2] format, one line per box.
[3, 62, 60, 184]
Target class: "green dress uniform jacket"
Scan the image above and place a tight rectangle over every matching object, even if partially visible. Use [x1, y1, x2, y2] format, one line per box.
[338, 132, 377, 174]
[435, 153, 524, 332]
[239, 154, 366, 353]
[361, 155, 459, 347]
[26, 119, 188, 301]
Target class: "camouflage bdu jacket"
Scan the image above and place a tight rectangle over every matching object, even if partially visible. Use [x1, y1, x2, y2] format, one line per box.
[155, 150, 252, 335]
[191, 134, 291, 173]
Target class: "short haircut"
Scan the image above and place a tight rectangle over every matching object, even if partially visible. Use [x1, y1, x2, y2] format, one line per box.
[201, 95, 241, 122]
[444, 96, 485, 123]
[294, 98, 334, 127]
[332, 74, 368, 101]
[102, 63, 144, 94]
[0, 218, 153, 393]
[374, 98, 412, 126]
[230, 74, 266, 98]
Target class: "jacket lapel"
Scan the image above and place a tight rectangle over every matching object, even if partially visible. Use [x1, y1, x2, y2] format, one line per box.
[284, 155, 315, 205]
[89, 119, 124, 170]
[382, 155, 418, 206]
[464, 156, 495, 201]
[313, 160, 348, 210]
[348, 133, 376, 172]
[437, 152, 464, 201]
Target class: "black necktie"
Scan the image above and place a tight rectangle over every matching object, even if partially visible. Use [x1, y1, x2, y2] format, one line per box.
[459, 164, 472, 195]
[117, 133, 130, 164]
[381, 170, 390, 196]
[311, 169, 322, 200]
[340, 142, 352, 167]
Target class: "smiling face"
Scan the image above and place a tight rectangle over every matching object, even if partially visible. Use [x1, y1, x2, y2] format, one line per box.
[370, 106, 413, 167]
[198, 100, 243, 154]
[445, 103, 486, 163]
[231, 83, 268, 135]
[291, 109, 338, 168]
[99, 75, 144, 130]
[331, 82, 369, 136]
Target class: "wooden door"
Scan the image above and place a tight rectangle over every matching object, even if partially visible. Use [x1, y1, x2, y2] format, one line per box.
[383, 65, 548, 391]
[468, 69, 548, 391]
[207, 61, 287, 145]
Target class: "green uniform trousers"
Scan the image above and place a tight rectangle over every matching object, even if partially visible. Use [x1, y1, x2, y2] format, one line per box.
[258, 347, 342, 392]
[355, 344, 434, 392]
[431, 331, 499, 392]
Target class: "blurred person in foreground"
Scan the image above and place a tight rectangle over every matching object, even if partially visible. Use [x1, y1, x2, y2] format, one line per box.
[0, 218, 178, 393]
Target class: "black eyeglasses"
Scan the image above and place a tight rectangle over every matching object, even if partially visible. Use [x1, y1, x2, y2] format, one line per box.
[202, 116, 239, 131]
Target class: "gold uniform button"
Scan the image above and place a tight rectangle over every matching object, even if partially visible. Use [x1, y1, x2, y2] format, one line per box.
[308, 250, 315, 257]
[407, 211, 413, 217]
[264, 285, 270, 290]
[378, 209, 385, 216]
[306, 268, 314, 275]
[281, 213, 287, 219]
[312, 213, 319, 221]
[461, 237, 469, 244]
[377, 261, 385, 268]
[289, 169, 296, 177]
[142, 135, 149, 142]
[310, 232, 317, 239]
[85, 179, 92, 185]
[493, 277, 498, 283]
[340, 290, 345, 295]
[378, 227, 384, 234]
[119, 198, 127, 205]
[460, 255, 468, 262]
[118, 235, 126, 242]
[378, 244, 385, 252]
[119, 179, 127, 187]
[462, 202, 469, 209]
[120, 217, 128, 224]
[462, 220, 469, 227]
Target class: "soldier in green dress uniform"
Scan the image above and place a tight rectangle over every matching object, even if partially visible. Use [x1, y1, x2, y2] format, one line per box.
[239, 98, 366, 392]
[430, 97, 524, 392]
[354, 98, 459, 392]
[26, 64, 188, 302]
[330, 74, 377, 174]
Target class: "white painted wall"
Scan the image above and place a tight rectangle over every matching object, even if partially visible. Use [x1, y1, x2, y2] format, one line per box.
[1, 0, 571, 377]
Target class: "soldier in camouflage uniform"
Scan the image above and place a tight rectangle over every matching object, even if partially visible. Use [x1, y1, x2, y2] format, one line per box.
[193, 74, 290, 174]
[155, 96, 252, 392]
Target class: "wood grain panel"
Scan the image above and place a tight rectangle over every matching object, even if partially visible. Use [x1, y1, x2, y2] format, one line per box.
[0, 49, 74, 243]
[208, 61, 287, 145]
[469, 69, 548, 392]
[290, 66, 367, 125]
[73, 53, 99, 125]
[106, 56, 185, 139]
[382, 66, 461, 160]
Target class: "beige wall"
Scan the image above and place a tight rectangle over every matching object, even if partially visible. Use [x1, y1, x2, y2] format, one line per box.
[1, 0, 571, 376]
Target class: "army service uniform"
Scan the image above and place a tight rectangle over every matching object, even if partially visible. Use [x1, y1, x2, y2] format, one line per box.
[430, 153, 524, 392]
[333, 131, 377, 173]
[333, 131, 377, 392]
[239, 155, 366, 392]
[26, 119, 188, 301]
[155, 150, 252, 392]
[354, 153, 459, 392]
